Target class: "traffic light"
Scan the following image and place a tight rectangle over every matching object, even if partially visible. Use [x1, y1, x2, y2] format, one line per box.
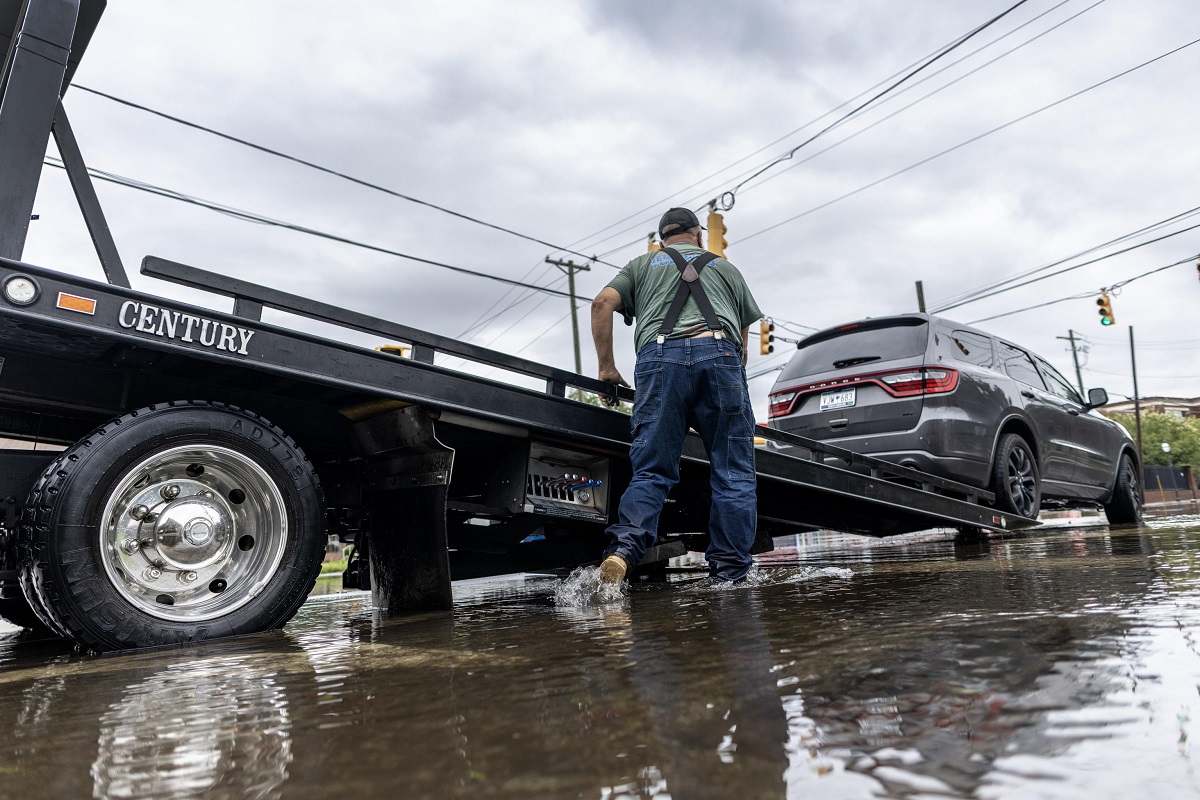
[707, 209, 728, 257]
[759, 318, 775, 355]
[1096, 293, 1115, 326]
[647, 232, 661, 252]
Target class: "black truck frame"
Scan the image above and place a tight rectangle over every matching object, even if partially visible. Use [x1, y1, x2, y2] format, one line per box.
[0, 0, 1030, 651]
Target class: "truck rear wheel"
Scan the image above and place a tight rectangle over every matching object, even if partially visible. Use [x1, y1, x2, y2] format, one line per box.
[18, 401, 325, 652]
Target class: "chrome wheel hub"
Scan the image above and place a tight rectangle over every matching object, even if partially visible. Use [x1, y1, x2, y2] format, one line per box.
[151, 492, 231, 570]
[101, 445, 288, 621]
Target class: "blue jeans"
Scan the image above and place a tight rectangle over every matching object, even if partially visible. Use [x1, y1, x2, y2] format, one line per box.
[604, 336, 758, 581]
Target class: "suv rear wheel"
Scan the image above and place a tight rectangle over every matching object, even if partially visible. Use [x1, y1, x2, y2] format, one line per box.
[991, 433, 1040, 519]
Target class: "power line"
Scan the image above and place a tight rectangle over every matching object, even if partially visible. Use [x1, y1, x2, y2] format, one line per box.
[565, 0, 1067, 261]
[770, 316, 820, 334]
[720, 0, 1035, 205]
[1111, 254, 1198, 290]
[1085, 367, 1200, 380]
[475, 307, 578, 381]
[477, 290, 565, 350]
[967, 253, 1199, 324]
[935, 218, 1200, 312]
[457, 263, 563, 338]
[747, 362, 788, 381]
[464, 275, 566, 341]
[438, 281, 568, 373]
[1089, 336, 1200, 346]
[510, 309, 575, 356]
[736, 35, 1200, 246]
[43, 157, 574, 299]
[968, 289, 1097, 325]
[730, 0, 1107, 203]
[590, 1, 1107, 261]
[73, 84, 619, 268]
[933, 204, 1200, 310]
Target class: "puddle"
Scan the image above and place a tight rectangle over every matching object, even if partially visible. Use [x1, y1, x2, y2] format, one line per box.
[2, 521, 1199, 798]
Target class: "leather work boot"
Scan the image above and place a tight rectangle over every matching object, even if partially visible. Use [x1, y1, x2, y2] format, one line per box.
[598, 554, 628, 584]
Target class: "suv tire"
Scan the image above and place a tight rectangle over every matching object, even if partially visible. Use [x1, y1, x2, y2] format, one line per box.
[1103, 454, 1142, 525]
[991, 433, 1040, 519]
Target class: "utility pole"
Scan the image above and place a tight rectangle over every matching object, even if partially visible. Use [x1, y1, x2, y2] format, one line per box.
[545, 257, 591, 374]
[915, 281, 926, 313]
[1056, 330, 1086, 396]
[1130, 326, 1144, 495]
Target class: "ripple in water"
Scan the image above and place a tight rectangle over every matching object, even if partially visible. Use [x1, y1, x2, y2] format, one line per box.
[682, 565, 853, 592]
[554, 563, 853, 605]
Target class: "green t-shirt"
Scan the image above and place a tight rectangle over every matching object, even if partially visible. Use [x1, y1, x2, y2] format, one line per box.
[606, 243, 762, 352]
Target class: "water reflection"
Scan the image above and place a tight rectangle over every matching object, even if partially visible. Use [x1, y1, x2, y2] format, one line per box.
[583, 588, 790, 797]
[91, 655, 292, 800]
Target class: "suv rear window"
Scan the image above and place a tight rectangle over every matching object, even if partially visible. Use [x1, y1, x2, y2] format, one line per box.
[780, 319, 929, 380]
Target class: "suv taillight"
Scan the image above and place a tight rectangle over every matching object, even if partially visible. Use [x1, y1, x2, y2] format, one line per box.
[768, 367, 958, 418]
[877, 368, 958, 397]
[768, 390, 797, 418]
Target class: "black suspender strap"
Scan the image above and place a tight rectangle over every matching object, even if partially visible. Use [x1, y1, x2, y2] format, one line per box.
[657, 247, 723, 344]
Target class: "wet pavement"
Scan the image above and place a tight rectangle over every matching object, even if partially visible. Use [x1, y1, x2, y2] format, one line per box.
[2, 517, 1200, 799]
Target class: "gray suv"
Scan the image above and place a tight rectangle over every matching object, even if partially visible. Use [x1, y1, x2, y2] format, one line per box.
[766, 314, 1141, 523]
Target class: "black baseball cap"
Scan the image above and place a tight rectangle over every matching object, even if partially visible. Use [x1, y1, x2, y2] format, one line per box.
[658, 207, 704, 238]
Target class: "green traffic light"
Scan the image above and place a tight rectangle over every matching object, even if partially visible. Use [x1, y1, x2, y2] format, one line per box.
[1101, 317, 1114, 325]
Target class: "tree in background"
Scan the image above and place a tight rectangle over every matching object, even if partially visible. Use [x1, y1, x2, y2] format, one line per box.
[569, 388, 632, 415]
[1106, 412, 1200, 466]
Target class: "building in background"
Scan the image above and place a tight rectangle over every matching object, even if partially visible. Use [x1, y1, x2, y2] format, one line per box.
[1102, 396, 1200, 418]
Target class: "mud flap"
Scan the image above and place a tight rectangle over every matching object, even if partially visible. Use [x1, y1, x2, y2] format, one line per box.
[352, 406, 455, 612]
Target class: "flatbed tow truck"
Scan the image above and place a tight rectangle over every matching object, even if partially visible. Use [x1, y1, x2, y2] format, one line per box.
[0, 0, 1031, 651]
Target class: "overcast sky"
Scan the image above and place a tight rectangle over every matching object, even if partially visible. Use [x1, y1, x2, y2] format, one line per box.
[21, 0, 1200, 419]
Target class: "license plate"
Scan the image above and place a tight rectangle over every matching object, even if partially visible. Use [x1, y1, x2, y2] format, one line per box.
[819, 388, 856, 411]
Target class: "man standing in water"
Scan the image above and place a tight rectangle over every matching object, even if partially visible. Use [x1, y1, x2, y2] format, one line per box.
[591, 207, 762, 584]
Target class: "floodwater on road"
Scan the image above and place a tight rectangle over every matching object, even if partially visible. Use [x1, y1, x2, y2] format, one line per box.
[3, 518, 1200, 799]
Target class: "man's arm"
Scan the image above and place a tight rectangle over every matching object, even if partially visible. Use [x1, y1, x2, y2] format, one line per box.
[592, 287, 629, 403]
[740, 327, 750, 366]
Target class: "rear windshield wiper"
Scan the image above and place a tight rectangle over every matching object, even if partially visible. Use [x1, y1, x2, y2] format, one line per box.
[832, 355, 882, 369]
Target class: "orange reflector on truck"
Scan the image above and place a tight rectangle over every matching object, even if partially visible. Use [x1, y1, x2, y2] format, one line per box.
[56, 292, 97, 315]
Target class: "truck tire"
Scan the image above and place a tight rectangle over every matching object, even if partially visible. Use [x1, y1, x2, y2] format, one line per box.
[17, 401, 325, 652]
[990, 433, 1040, 520]
[1103, 454, 1142, 525]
